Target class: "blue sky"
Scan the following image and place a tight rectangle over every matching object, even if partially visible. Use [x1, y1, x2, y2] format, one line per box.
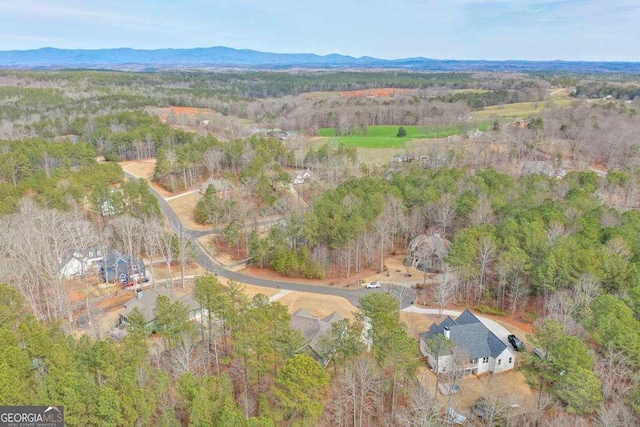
[0, 0, 638, 61]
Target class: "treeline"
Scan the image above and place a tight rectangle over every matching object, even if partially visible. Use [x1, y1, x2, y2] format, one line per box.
[444, 88, 545, 109]
[0, 139, 123, 214]
[0, 196, 184, 327]
[0, 277, 437, 426]
[0, 70, 551, 142]
[156, 134, 294, 194]
[245, 168, 640, 306]
[573, 83, 640, 100]
[83, 110, 189, 161]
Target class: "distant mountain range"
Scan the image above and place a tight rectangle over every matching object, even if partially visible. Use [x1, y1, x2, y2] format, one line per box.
[0, 46, 639, 73]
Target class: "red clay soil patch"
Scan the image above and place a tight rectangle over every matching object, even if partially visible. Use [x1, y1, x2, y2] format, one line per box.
[340, 88, 410, 98]
[158, 106, 212, 121]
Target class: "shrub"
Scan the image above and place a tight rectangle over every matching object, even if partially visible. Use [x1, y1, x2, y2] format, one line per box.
[475, 305, 506, 316]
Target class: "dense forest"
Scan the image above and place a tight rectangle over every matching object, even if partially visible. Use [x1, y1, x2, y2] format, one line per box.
[0, 69, 640, 425]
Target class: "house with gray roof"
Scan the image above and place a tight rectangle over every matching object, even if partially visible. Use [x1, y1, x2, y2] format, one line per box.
[290, 309, 344, 367]
[118, 288, 205, 332]
[98, 250, 146, 284]
[419, 309, 515, 376]
[199, 178, 231, 195]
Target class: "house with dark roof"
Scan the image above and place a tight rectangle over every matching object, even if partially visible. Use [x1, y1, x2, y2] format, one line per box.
[98, 250, 146, 284]
[419, 309, 515, 376]
[290, 309, 345, 367]
[118, 288, 205, 332]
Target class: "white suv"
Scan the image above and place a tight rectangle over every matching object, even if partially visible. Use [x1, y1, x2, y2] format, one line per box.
[366, 281, 381, 289]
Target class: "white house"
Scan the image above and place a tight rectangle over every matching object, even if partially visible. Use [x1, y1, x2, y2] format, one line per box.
[289, 170, 311, 185]
[419, 309, 515, 376]
[60, 247, 105, 278]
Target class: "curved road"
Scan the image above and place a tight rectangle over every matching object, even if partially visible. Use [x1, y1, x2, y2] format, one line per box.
[125, 171, 416, 308]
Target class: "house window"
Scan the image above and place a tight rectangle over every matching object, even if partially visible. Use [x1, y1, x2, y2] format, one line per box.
[498, 359, 502, 365]
[133, 265, 139, 271]
[88, 251, 94, 257]
[482, 357, 489, 363]
[508, 357, 513, 364]
[470, 358, 477, 364]
[97, 250, 102, 256]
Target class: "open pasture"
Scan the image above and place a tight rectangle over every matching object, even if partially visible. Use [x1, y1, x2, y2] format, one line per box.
[317, 123, 488, 148]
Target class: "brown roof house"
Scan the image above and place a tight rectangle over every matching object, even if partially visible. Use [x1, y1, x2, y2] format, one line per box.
[406, 233, 451, 273]
[290, 309, 345, 367]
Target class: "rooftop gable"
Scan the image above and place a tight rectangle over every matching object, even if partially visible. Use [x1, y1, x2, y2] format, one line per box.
[121, 288, 176, 322]
[290, 310, 344, 366]
[454, 309, 482, 325]
[421, 310, 508, 359]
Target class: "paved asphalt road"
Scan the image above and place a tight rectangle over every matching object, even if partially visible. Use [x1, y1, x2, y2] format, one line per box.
[125, 171, 416, 308]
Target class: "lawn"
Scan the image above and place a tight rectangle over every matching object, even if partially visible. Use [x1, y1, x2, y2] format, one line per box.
[317, 124, 489, 148]
[472, 102, 549, 120]
[472, 88, 575, 120]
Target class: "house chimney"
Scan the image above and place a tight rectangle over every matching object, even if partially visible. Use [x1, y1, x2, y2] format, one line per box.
[136, 289, 143, 300]
[444, 326, 450, 339]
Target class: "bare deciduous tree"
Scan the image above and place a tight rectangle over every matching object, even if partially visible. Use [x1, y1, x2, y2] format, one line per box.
[508, 278, 529, 315]
[475, 235, 497, 304]
[330, 356, 383, 427]
[433, 193, 455, 239]
[175, 228, 195, 288]
[434, 271, 459, 316]
[202, 147, 224, 178]
[109, 215, 143, 279]
[141, 217, 164, 286]
[394, 380, 441, 427]
[470, 196, 494, 226]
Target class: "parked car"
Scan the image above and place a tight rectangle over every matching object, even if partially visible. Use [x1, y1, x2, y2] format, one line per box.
[507, 334, 526, 351]
[122, 280, 136, 289]
[365, 281, 381, 289]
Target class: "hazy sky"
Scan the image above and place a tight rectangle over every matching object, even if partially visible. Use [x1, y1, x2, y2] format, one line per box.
[0, 0, 638, 61]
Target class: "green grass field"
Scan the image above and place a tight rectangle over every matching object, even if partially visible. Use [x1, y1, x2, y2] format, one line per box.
[317, 124, 489, 148]
[472, 89, 574, 120]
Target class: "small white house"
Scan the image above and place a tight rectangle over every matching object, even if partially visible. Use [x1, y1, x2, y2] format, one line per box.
[419, 309, 515, 376]
[60, 247, 104, 278]
[290, 170, 311, 185]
